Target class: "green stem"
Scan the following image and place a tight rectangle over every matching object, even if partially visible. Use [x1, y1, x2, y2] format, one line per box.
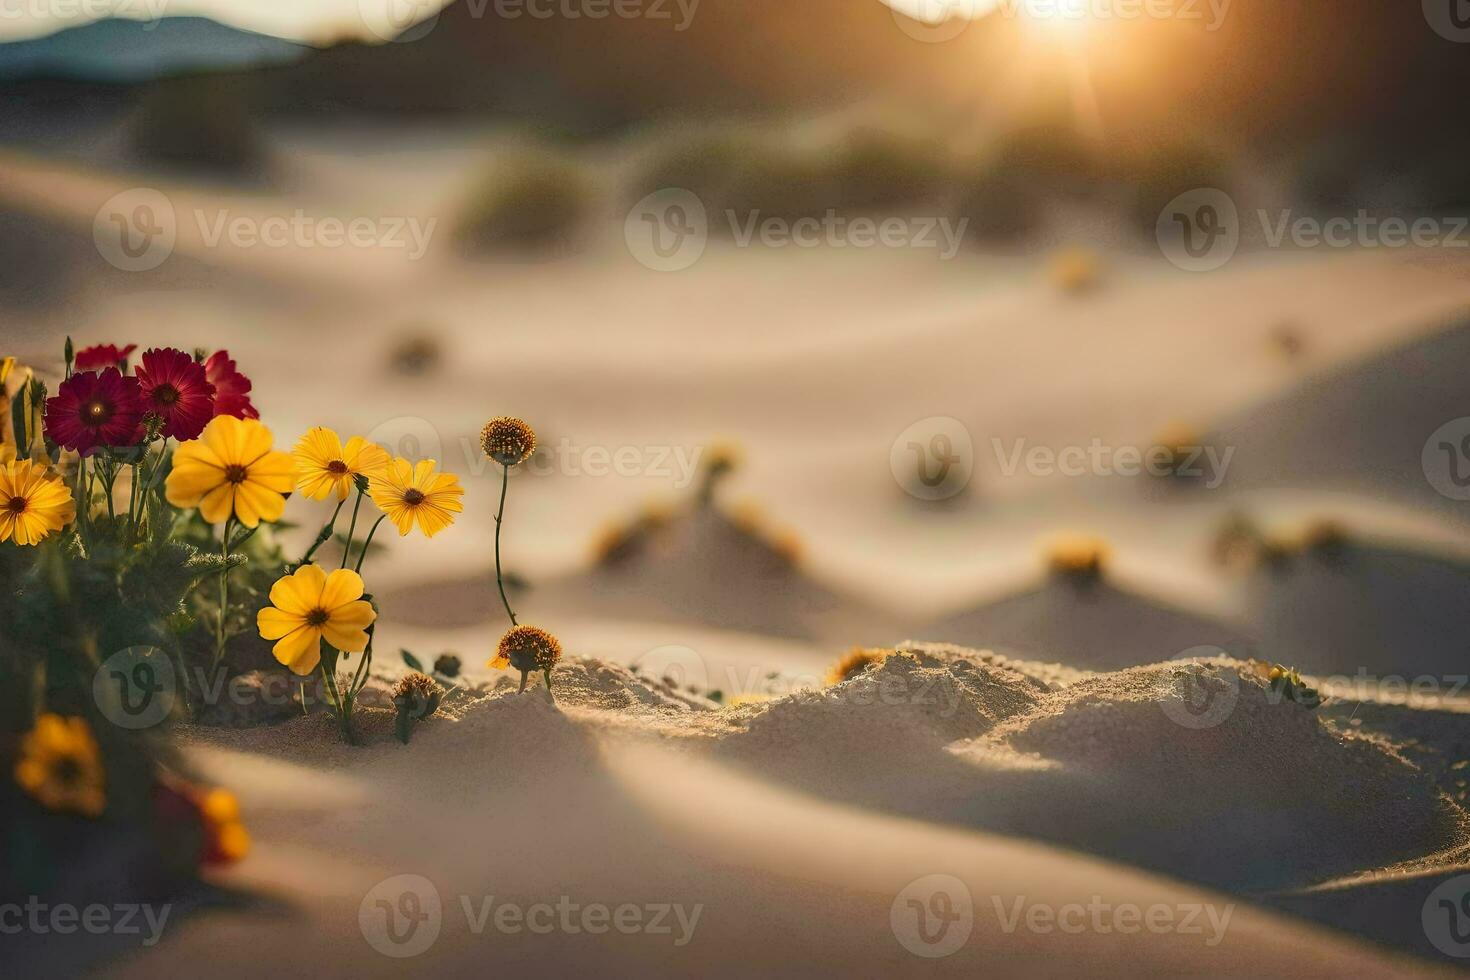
[340, 490, 364, 570]
[353, 515, 387, 575]
[494, 464, 517, 626]
[318, 657, 355, 745]
[300, 498, 345, 566]
[214, 517, 234, 668]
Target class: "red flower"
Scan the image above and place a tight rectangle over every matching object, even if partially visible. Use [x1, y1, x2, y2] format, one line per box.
[203, 350, 259, 420]
[135, 348, 216, 441]
[73, 343, 137, 373]
[44, 368, 145, 457]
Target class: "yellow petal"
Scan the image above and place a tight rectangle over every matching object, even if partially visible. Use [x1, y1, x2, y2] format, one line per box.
[322, 621, 370, 654]
[248, 450, 296, 493]
[257, 606, 305, 641]
[319, 569, 366, 611]
[197, 483, 236, 525]
[165, 462, 225, 508]
[234, 479, 286, 527]
[327, 598, 376, 631]
[273, 626, 322, 675]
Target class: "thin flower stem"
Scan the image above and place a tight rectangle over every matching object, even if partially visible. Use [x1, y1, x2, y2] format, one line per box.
[353, 514, 387, 575]
[494, 464, 517, 626]
[214, 517, 234, 668]
[340, 489, 364, 571]
[300, 498, 345, 566]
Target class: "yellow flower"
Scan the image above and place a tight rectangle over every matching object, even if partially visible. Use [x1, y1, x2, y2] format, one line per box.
[292, 427, 391, 501]
[166, 416, 295, 527]
[0, 459, 76, 546]
[369, 457, 463, 538]
[15, 714, 106, 817]
[256, 565, 377, 675]
[200, 788, 251, 865]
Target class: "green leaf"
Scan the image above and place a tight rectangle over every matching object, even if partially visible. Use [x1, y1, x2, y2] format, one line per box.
[401, 649, 425, 673]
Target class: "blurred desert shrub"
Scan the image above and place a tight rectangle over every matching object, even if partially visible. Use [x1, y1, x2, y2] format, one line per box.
[629, 116, 958, 227]
[950, 124, 1105, 242]
[454, 146, 599, 255]
[952, 127, 1232, 243]
[1107, 137, 1234, 236]
[130, 75, 264, 173]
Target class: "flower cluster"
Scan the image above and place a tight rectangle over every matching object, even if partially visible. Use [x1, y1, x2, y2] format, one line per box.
[45, 344, 257, 460]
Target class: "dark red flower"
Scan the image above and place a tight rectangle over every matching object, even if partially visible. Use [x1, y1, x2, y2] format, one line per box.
[203, 350, 259, 420]
[73, 343, 137, 373]
[44, 368, 145, 457]
[135, 348, 216, 441]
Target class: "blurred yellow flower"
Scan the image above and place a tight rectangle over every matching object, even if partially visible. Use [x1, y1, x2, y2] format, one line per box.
[0, 459, 76, 546]
[369, 457, 463, 538]
[166, 416, 295, 527]
[293, 427, 391, 501]
[200, 787, 251, 865]
[15, 714, 105, 817]
[256, 564, 376, 675]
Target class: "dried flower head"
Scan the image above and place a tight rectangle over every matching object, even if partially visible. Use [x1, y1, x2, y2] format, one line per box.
[432, 653, 462, 678]
[491, 624, 562, 674]
[480, 416, 537, 466]
[1046, 535, 1110, 584]
[825, 647, 890, 685]
[393, 671, 441, 705]
[392, 672, 444, 743]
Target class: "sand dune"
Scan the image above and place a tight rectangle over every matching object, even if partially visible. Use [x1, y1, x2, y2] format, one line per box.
[73, 647, 1460, 978]
[917, 578, 1257, 670]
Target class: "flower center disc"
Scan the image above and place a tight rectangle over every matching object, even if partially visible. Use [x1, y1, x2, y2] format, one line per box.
[224, 464, 249, 485]
[154, 384, 180, 406]
[84, 400, 111, 423]
[403, 489, 426, 505]
[5, 495, 27, 514]
[327, 460, 349, 475]
[306, 608, 330, 627]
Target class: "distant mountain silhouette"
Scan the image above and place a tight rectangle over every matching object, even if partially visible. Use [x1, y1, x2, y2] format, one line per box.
[0, 17, 307, 83]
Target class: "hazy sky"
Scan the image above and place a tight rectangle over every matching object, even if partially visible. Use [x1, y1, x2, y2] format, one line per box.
[0, 0, 998, 44]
